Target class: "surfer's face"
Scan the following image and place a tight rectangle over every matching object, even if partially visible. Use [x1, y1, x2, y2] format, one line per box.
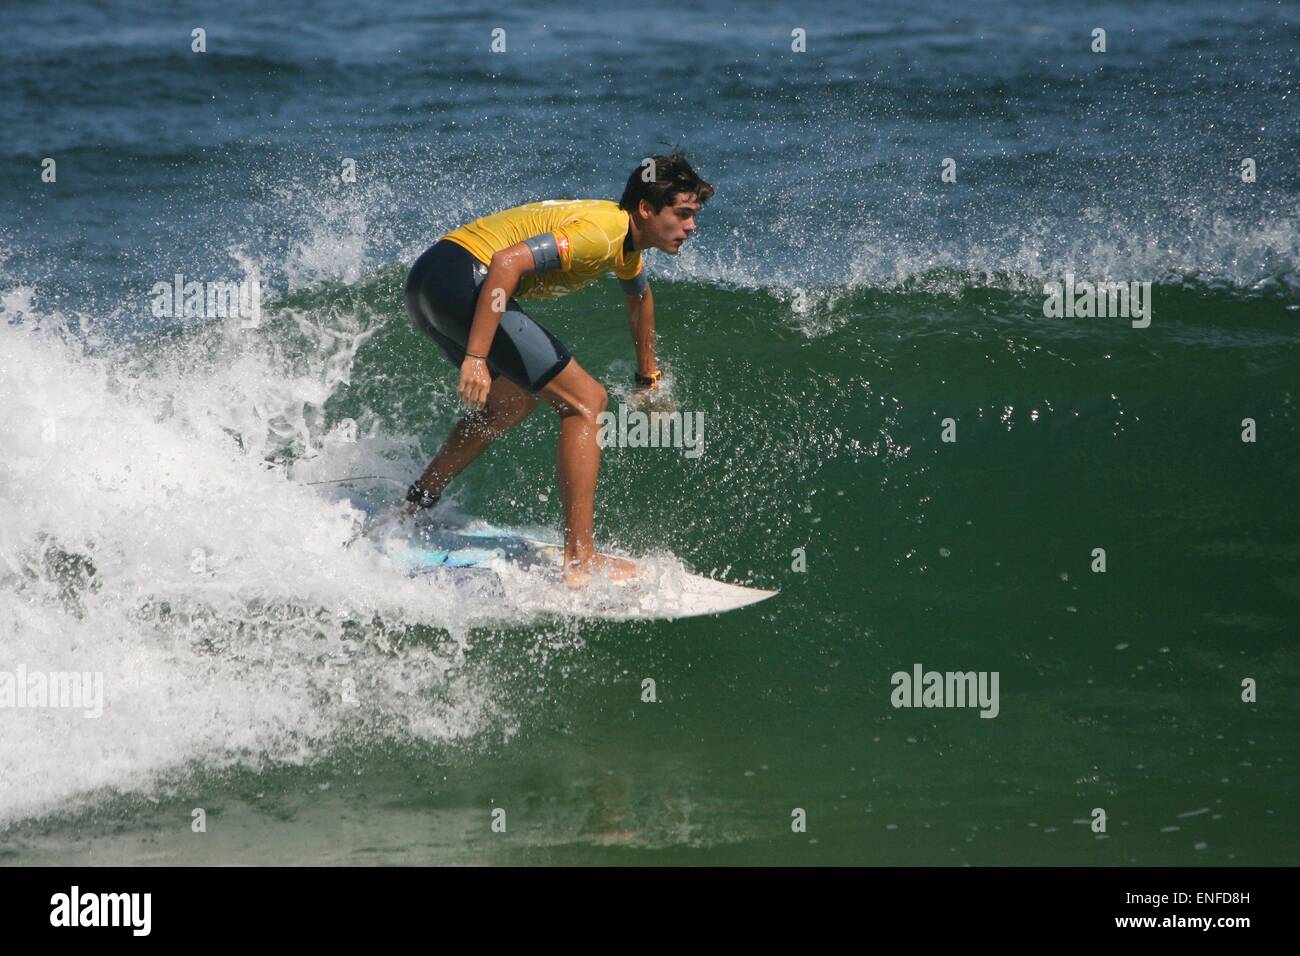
[643, 193, 700, 255]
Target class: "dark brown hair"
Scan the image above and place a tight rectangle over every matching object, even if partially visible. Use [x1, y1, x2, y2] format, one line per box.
[618, 151, 715, 214]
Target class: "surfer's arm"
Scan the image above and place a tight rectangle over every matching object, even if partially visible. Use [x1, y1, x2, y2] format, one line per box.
[467, 242, 534, 357]
[624, 281, 657, 384]
[459, 242, 536, 408]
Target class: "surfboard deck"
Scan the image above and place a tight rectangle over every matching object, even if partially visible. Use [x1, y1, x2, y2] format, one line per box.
[348, 498, 777, 621]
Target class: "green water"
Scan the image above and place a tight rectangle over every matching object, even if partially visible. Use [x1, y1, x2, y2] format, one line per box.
[7, 273, 1295, 865]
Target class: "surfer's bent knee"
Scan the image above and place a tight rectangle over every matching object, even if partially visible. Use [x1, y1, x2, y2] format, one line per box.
[545, 366, 606, 422]
[589, 380, 608, 417]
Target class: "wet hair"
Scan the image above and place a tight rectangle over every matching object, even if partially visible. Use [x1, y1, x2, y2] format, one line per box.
[618, 151, 715, 215]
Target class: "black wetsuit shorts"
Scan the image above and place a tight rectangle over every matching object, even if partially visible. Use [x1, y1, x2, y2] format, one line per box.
[403, 238, 572, 393]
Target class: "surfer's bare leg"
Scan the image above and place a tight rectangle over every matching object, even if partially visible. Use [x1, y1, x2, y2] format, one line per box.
[405, 375, 539, 512]
[541, 359, 638, 587]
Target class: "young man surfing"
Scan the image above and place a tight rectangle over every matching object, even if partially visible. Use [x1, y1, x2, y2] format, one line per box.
[401, 151, 714, 588]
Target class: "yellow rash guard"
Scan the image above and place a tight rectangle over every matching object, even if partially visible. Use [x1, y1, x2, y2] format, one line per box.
[441, 199, 646, 299]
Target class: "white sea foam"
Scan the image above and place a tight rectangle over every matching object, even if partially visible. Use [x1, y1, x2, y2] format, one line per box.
[0, 295, 605, 826]
[657, 205, 1300, 298]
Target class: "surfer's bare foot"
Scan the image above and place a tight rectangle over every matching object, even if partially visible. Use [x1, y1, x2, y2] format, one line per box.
[564, 553, 639, 589]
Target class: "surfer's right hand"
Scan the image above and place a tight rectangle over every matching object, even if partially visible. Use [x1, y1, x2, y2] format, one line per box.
[458, 355, 491, 410]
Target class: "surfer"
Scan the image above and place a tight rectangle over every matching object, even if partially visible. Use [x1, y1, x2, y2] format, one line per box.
[401, 152, 714, 588]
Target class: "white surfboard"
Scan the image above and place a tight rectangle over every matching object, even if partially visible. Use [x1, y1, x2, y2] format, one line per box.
[352, 500, 777, 621]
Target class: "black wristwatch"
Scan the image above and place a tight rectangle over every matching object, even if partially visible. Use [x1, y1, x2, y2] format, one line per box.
[635, 369, 663, 388]
[405, 483, 440, 510]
